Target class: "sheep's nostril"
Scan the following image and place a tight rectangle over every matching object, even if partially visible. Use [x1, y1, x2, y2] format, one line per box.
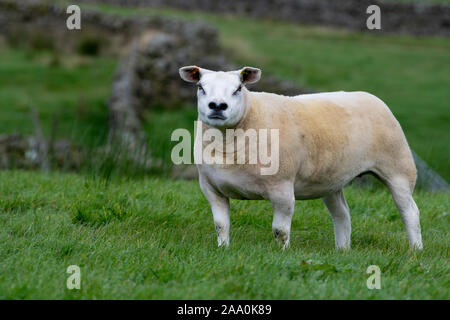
[218, 103, 228, 110]
[209, 102, 228, 110]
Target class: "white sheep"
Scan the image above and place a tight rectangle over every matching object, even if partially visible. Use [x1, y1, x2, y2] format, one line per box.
[179, 65, 423, 250]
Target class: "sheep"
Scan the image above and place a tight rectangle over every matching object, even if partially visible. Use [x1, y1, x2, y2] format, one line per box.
[179, 65, 423, 250]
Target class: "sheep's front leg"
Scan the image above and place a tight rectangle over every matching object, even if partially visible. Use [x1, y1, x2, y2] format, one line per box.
[270, 183, 295, 250]
[199, 177, 230, 247]
[211, 197, 230, 247]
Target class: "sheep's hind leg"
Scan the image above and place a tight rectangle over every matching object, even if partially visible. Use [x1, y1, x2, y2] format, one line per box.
[386, 176, 423, 250]
[322, 189, 351, 250]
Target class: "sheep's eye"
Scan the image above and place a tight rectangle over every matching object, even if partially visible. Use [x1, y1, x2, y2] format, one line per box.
[233, 85, 242, 95]
[197, 85, 205, 94]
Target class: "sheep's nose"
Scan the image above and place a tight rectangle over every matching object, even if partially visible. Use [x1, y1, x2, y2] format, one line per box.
[209, 102, 228, 110]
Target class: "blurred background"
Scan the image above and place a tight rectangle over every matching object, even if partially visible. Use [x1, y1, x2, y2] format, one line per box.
[0, 0, 448, 189]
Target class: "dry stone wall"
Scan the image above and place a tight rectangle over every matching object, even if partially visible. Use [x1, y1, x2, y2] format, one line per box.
[79, 0, 450, 37]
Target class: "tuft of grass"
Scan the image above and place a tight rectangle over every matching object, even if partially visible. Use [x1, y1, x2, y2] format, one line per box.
[0, 171, 448, 299]
[70, 190, 133, 226]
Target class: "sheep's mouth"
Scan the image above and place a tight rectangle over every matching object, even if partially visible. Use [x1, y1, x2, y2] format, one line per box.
[208, 114, 226, 120]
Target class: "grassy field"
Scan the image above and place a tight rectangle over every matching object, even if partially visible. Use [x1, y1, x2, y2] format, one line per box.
[0, 42, 191, 174]
[0, 45, 115, 146]
[0, 171, 448, 299]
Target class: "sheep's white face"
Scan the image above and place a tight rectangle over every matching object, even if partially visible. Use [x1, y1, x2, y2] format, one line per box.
[179, 66, 261, 128]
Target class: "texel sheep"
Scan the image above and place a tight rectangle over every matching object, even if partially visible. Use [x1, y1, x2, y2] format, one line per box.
[179, 65, 423, 250]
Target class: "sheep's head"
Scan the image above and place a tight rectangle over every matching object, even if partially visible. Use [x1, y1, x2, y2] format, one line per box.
[179, 66, 261, 128]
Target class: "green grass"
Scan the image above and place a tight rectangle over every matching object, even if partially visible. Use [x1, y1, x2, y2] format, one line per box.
[72, 2, 450, 181]
[0, 171, 448, 299]
[143, 108, 197, 172]
[0, 45, 115, 146]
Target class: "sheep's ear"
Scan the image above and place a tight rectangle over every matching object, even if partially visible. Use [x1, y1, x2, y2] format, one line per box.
[179, 66, 202, 83]
[240, 67, 261, 84]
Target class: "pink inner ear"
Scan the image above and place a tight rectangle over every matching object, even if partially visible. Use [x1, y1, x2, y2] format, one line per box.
[241, 69, 256, 83]
[190, 67, 200, 81]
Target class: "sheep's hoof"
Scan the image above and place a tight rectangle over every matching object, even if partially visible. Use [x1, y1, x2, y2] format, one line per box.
[273, 228, 289, 250]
